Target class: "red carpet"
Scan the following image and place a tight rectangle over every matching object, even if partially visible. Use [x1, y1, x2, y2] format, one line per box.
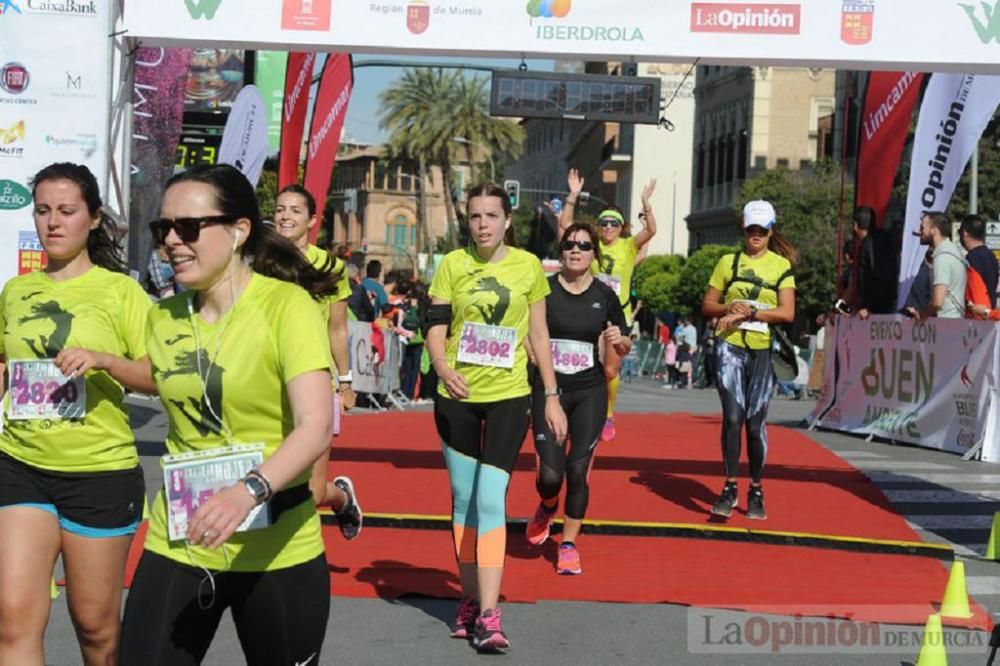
[123, 412, 991, 629]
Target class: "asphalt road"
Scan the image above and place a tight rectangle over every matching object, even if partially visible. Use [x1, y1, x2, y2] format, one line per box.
[38, 381, 1000, 665]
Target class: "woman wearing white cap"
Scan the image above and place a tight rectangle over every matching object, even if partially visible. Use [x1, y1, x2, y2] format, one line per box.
[700, 200, 796, 520]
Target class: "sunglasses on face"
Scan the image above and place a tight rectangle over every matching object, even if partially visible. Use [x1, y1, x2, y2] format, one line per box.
[597, 219, 623, 228]
[149, 215, 238, 245]
[560, 239, 595, 252]
[744, 225, 769, 237]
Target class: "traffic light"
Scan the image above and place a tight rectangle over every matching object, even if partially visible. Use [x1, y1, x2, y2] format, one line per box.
[504, 179, 520, 209]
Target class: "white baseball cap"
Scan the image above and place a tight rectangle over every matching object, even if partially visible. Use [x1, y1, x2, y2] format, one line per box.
[743, 200, 776, 229]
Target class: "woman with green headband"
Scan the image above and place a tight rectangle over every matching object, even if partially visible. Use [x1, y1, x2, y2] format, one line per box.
[560, 169, 657, 442]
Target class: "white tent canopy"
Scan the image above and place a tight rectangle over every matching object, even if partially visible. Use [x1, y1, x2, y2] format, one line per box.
[124, 0, 1000, 74]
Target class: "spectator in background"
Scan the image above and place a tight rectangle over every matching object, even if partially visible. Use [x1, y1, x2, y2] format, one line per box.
[907, 211, 967, 320]
[347, 263, 375, 322]
[853, 206, 898, 319]
[676, 317, 698, 350]
[399, 281, 426, 400]
[960, 214, 999, 309]
[699, 318, 717, 389]
[147, 245, 182, 299]
[661, 335, 677, 389]
[838, 241, 854, 297]
[903, 247, 935, 313]
[620, 335, 639, 383]
[362, 259, 389, 310]
[776, 347, 809, 399]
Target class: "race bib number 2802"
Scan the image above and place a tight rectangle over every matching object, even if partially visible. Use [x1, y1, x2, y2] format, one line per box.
[7, 359, 86, 420]
[457, 322, 517, 369]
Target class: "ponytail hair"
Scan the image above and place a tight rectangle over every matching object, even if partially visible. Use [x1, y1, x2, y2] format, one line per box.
[165, 165, 341, 300]
[31, 162, 127, 273]
[767, 228, 799, 266]
[466, 182, 518, 247]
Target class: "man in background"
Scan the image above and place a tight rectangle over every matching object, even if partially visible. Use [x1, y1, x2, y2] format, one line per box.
[959, 214, 999, 309]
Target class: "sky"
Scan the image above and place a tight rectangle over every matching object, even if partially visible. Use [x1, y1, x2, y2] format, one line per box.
[342, 55, 555, 145]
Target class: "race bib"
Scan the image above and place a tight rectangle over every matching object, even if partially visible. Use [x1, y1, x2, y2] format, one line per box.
[736, 300, 772, 334]
[7, 359, 86, 421]
[457, 322, 517, 369]
[596, 273, 622, 296]
[550, 338, 594, 375]
[162, 444, 270, 542]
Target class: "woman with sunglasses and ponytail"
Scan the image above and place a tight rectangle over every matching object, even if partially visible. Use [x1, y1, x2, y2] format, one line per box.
[273, 184, 363, 541]
[0, 163, 152, 665]
[560, 169, 657, 442]
[120, 164, 338, 666]
[701, 201, 796, 521]
[524, 223, 629, 576]
[426, 182, 566, 653]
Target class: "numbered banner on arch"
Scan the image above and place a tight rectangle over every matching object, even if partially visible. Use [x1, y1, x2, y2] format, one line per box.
[815, 316, 1000, 461]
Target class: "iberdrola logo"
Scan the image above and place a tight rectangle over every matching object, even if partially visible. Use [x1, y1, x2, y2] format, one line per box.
[526, 0, 572, 20]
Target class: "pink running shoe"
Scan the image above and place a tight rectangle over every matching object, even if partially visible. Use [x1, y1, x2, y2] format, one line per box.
[556, 542, 582, 575]
[601, 417, 616, 442]
[449, 596, 479, 639]
[525, 501, 557, 546]
[473, 608, 510, 653]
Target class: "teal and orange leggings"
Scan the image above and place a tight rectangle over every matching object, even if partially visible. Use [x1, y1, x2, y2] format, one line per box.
[434, 395, 530, 568]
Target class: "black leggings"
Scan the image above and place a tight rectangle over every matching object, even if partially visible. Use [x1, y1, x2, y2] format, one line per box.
[714, 341, 774, 483]
[531, 383, 607, 520]
[120, 551, 330, 666]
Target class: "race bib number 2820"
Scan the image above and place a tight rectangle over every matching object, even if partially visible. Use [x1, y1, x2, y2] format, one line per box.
[7, 359, 86, 420]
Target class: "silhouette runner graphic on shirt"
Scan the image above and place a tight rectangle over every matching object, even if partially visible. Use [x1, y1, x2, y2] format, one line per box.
[468, 275, 511, 326]
[599, 254, 616, 275]
[735, 268, 764, 301]
[18, 299, 74, 357]
[160, 349, 226, 437]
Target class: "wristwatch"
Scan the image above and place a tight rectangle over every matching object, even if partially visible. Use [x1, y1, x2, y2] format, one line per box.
[242, 474, 269, 506]
[337, 371, 353, 384]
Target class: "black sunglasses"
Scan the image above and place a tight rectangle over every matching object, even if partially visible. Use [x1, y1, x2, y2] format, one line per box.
[560, 239, 595, 252]
[149, 215, 239, 245]
[597, 219, 623, 228]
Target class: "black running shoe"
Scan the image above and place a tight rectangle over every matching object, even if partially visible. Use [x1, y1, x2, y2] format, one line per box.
[710, 482, 738, 517]
[332, 476, 363, 540]
[747, 486, 767, 520]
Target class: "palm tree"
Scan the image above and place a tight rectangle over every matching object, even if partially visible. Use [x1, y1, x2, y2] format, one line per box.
[379, 68, 526, 251]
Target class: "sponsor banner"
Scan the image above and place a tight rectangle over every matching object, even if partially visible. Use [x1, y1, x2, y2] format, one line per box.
[124, 1, 1000, 74]
[218, 85, 269, 187]
[302, 53, 353, 244]
[808, 316, 1000, 462]
[254, 51, 288, 154]
[348, 320, 400, 394]
[17, 230, 47, 274]
[854, 71, 924, 228]
[128, 47, 191, 283]
[277, 51, 315, 188]
[0, 1, 112, 288]
[898, 74, 1000, 307]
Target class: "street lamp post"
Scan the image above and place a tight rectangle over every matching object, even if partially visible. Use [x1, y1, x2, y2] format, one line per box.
[451, 136, 495, 183]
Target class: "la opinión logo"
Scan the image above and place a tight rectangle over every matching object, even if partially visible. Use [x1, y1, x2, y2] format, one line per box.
[184, 0, 222, 20]
[959, 0, 1000, 43]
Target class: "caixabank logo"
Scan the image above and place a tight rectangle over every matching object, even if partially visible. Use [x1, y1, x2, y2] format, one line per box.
[22, 0, 96, 15]
[0, 0, 23, 16]
[528, 0, 644, 42]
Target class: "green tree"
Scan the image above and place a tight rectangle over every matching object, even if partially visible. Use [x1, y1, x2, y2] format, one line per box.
[634, 254, 685, 298]
[735, 161, 849, 330]
[379, 68, 525, 252]
[671, 244, 738, 315]
[950, 115, 1000, 220]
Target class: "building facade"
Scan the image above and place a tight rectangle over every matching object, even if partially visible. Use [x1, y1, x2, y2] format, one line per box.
[687, 66, 836, 250]
[327, 142, 451, 266]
